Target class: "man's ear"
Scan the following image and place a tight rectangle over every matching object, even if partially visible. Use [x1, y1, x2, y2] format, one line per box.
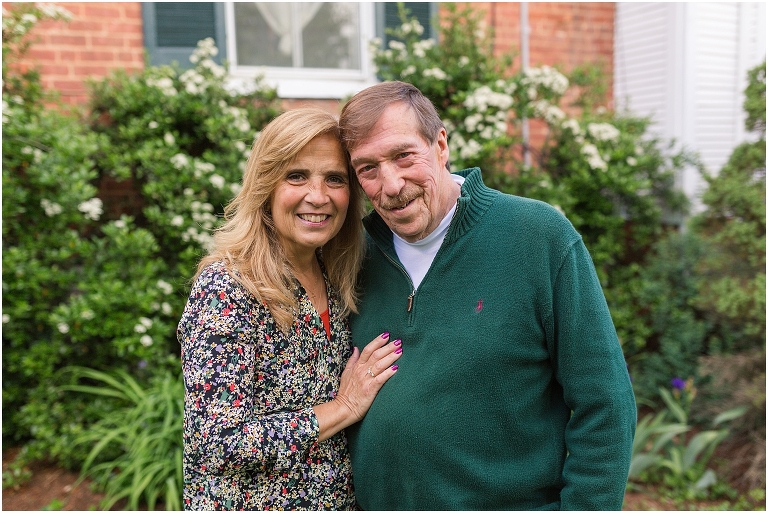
[435, 127, 450, 168]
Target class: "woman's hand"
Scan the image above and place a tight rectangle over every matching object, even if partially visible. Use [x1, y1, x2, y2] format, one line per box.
[313, 333, 402, 441]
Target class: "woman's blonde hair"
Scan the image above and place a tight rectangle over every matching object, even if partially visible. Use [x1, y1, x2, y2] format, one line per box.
[197, 107, 365, 331]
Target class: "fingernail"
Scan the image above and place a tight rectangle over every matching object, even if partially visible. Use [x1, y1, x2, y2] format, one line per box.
[391, 365, 399, 371]
[381, 332, 390, 339]
[395, 347, 402, 354]
[393, 339, 402, 346]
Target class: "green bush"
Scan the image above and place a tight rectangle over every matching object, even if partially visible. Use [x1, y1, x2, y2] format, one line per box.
[62, 367, 184, 511]
[689, 60, 766, 352]
[2, 5, 281, 474]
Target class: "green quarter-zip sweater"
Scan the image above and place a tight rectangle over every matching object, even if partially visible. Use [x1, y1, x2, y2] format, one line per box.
[347, 167, 636, 510]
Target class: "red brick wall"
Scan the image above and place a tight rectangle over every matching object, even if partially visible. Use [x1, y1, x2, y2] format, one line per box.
[9, 2, 145, 105]
[450, 3, 614, 164]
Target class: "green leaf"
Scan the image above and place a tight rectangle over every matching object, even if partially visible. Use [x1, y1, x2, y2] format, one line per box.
[712, 405, 748, 427]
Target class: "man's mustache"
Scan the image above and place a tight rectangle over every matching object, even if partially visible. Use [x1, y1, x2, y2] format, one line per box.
[378, 187, 422, 210]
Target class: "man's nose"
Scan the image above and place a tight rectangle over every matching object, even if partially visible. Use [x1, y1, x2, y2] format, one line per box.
[379, 161, 404, 197]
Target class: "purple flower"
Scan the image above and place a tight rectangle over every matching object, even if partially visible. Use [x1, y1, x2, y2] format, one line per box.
[671, 377, 685, 390]
[137, 360, 148, 369]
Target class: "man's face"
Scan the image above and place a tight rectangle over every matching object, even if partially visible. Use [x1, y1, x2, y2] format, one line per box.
[349, 102, 453, 242]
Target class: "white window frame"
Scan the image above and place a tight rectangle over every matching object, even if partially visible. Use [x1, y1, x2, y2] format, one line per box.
[224, 2, 378, 99]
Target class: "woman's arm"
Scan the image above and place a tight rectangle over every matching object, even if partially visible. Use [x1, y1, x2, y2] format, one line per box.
[180, 264, 319, 473]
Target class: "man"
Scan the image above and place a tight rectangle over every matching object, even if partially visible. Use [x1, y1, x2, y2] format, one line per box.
[339, 81, 636, 510]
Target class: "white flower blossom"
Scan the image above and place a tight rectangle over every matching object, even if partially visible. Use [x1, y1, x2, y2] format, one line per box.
[40, 198, 63, 217]
[134, 323, 147, 333]
[581, 143, 608, 171]
[183, 188, 195, 196]
[114, 219, 126, 228]
[423, 67, 447, 81]
[388, 40, 406, 51]
[80, 310, 95, 320]
[2, 314, 10, 324]
[78, 198, 103, 221]
[170, 215, 184, 227]
[587, 122, 620, 143]
[459, 139, 483, 160]
[209, 174, 226, 189]
[164, 132, 175, 146]
[170, 153, 189, 169]
[146, 76, 177, 96]
[458, 56, 470, 67]
[626, 157, 638, 166]
[140, 335, 153, 347]
[401, 65, 416, 77]
[161, 302, 173, 315]
[464, 85, 513, 113]
[523, 65, 569, 95]
[57, 322, 70, 334]
[561, 118, 581, 135]
[532, 100, 566, 124]
[139, 317, 153, 328]
[157, 280, 173, 295]
[464, 113, 483, 132]
[230, 183, 242, 195]
[148, 121, 158, 129]
[234, 140, 247, 152]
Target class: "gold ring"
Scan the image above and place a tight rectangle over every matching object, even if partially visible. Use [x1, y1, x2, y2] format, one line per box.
[367, 367, 375, 378]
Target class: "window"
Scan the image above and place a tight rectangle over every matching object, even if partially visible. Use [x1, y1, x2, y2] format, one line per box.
[144, 2, 434, 99]
[225, 2, 375, 99]
[142, 3, 227, 67]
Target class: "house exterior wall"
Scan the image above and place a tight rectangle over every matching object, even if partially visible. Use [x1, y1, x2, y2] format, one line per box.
[14, 2, 145, 105]
[614, 2, 766, 211]
[10, 2, 616, 113]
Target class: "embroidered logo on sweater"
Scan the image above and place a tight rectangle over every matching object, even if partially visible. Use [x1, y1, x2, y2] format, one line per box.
[475, 299, 484, 313]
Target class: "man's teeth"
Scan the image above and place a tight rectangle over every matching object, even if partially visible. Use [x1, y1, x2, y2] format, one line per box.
[299, 214, 328, 222]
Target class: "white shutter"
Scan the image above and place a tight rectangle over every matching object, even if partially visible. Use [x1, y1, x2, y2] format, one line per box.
[615, 2, 766, 213]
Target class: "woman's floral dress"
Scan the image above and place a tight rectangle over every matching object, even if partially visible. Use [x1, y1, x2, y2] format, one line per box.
[178, 261, 355, 510]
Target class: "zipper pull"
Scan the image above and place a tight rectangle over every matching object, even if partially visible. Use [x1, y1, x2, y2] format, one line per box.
[407, 290, 415, 312]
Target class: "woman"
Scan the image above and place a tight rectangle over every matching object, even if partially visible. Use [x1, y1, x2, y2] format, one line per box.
[178, 108, 402, 510]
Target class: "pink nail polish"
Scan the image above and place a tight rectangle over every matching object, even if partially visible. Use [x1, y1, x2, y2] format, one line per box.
[393, 339, 402, 346]
[381, 332, 390, 339]
[391, 365, 399, 371]
[395, 347, 402, 354]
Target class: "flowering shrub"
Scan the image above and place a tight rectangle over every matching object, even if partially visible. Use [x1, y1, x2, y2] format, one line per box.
[371, 3, 693, 369]
[2, 4, 281, 468]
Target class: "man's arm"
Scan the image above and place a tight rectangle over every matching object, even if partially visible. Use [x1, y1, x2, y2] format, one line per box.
[551, 240, 636, 510]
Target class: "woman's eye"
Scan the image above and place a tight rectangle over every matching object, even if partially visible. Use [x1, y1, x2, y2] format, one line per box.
[286, 172, 305, 182]
[327, 175, 347, 185]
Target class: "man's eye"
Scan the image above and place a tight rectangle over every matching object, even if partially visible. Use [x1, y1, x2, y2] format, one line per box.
[357, 164, 375, 174]
[395, 152, 410, 160]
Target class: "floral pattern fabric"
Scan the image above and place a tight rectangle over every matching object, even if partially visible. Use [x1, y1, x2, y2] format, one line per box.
[178, 261, 355, 510]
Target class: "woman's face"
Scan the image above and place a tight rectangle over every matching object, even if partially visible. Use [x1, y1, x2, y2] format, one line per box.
[270, 133, 350, 261]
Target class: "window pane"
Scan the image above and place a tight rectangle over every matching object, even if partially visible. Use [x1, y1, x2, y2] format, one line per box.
[155, 2, 216, 47]
[234, 3, 292, 67]
[302, 3, 360, 69]
[233, 3, 361, 70]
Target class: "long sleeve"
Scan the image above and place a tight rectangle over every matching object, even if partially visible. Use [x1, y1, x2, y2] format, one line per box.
[549, 240, 636, 510]
[179, 264, 320, 477]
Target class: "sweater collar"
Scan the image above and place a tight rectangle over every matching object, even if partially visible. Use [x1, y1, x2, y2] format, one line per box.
[362, 167, 497, 248]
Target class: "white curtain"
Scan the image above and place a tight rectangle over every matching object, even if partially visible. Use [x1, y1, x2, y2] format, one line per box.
[255, 2, 323, 56]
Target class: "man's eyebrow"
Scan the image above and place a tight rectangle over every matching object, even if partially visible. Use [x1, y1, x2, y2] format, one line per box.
[350, 143, 413, 167]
